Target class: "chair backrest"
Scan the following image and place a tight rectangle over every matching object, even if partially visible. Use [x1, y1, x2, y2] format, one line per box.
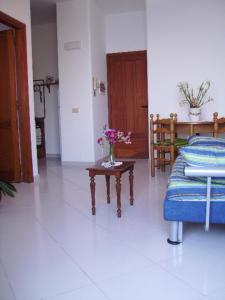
[150, 113, 176, 145]
[213, 112, 225, 137]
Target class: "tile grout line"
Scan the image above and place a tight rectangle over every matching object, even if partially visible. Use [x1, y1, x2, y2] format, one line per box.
[34, 212, 169, 300]
[42, 166, 144, 236]
[8, 161, 218, 300]
[155, 260, 206, 298]
[40, 286, 100, 300]
[42, 166, 88, 191]
[0, 256, 17, 300]
[34, 217, 112, 300]
[33, 190, 163, 299]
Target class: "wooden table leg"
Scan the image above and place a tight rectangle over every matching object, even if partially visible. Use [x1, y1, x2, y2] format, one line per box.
[105, 175, 110, 204]
[90, 175, 96, 215]
[129, 167, 134, 206]
[116, 175, 121, 217]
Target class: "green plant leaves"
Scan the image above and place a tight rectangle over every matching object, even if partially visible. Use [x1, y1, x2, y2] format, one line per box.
[178, 81, 213, 108]
[0, 180, 16, 197]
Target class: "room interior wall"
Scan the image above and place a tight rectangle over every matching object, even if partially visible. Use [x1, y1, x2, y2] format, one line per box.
[146, 0, 225, 121]
[0, 0, 38, 176]
[57, 0, 109, 163]
[105, 11, 146, 53]
[32, 23, 60, 156]
[90, 0, 108, 161]
[57, 0, 95, 163]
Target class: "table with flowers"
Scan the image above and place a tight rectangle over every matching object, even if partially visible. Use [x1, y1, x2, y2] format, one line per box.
[86, 161, 135, 218]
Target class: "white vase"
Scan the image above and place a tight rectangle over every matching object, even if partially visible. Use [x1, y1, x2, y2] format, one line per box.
[189, 107, 201, 122]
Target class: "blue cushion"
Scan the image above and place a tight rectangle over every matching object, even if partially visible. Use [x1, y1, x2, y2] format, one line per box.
[180, 146, 225, 167]
[188, 135, 225, 147]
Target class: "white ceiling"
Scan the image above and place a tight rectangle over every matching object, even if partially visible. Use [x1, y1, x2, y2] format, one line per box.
[31, 0, 145, 25]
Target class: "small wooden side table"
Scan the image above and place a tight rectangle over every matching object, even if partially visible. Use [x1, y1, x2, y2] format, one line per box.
[86, 161, 135, 217]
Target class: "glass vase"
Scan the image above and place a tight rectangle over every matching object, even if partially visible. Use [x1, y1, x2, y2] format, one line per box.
[109, 144, 115, 165]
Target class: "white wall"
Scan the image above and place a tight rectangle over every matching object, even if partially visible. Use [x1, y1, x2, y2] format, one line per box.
[146, 0, 225, 121]
[32, 23, 60, 156]
[90, 0, 108, 160]
[57, 0, 94, 162]
[106, 11, 146, 53]
[57, 0, 109, 163]
[0, 0, 38, 176]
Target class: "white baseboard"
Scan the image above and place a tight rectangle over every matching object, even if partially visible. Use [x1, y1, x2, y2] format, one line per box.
[61, 161, 94, 167]
[61, 156, 108, 167]
[34, 174, 39, 182]
[46, 154, 61, 159]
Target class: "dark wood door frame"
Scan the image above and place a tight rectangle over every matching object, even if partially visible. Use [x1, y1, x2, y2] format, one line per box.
[0, 10, 33, 182]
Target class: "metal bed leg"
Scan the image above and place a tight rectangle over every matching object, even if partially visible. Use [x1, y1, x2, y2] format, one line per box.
[178, 221, 183, 242]
[167, 221, 183, 245]
[205, 176, 211, 231]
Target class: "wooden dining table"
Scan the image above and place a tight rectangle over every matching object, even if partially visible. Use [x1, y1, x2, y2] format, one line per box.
[175, 121, 214, 136]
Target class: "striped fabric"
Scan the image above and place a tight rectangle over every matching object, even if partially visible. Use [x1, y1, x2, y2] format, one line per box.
[180, 146, 225, 167]
[188, 135, 225, 147]
[167, 156, 225, 202]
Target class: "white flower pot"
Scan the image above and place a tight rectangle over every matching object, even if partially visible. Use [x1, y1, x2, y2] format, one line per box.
[189, 108, 201, 122]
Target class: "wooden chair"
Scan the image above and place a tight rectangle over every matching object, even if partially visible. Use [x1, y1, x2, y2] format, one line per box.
[150, 113, 176, 177]
[213, 112, 225, 137]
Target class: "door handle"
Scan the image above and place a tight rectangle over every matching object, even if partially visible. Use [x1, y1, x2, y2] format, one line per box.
[141, 105, 148, 109]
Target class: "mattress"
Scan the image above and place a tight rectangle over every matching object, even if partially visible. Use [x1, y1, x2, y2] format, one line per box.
[164, 156, 225, 224]
[167, 156, 225, 202]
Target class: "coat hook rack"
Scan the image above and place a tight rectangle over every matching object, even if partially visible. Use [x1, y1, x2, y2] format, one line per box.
[33, 77, 59, 94]
[45, 76, 59, 93]
[34, 79, 46, 118]
[33, 77, 59, 118]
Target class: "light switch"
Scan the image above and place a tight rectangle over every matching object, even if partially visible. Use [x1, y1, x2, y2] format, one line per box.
[72, 108, 79, 113]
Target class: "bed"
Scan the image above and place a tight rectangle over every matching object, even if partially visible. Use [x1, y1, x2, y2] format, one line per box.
[164, 154, 225, 244]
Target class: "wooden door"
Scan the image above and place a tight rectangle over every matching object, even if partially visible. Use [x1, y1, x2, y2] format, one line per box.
[0, 30, 21, 181]
[107, 51, 148, 158]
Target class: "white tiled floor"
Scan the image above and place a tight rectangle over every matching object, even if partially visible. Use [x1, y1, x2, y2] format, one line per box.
[0, 159, 225, 300]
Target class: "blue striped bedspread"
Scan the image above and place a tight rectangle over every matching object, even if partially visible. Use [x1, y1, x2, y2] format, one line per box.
[166, 156, 225, 202]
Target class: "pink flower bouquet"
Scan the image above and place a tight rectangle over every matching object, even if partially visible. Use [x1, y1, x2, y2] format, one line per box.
[97, 127, 131, 165]
[97, 128, 131, 146]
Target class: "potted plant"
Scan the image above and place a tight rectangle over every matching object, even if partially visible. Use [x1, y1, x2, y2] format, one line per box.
[178, 81, 213, 121]
[0, 179, 17, 201]
[98, 127, 131, 165]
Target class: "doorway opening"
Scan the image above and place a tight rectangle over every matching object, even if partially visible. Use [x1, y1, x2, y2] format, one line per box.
[31, 9, 61, 164]
[0, 11, 33, 183]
